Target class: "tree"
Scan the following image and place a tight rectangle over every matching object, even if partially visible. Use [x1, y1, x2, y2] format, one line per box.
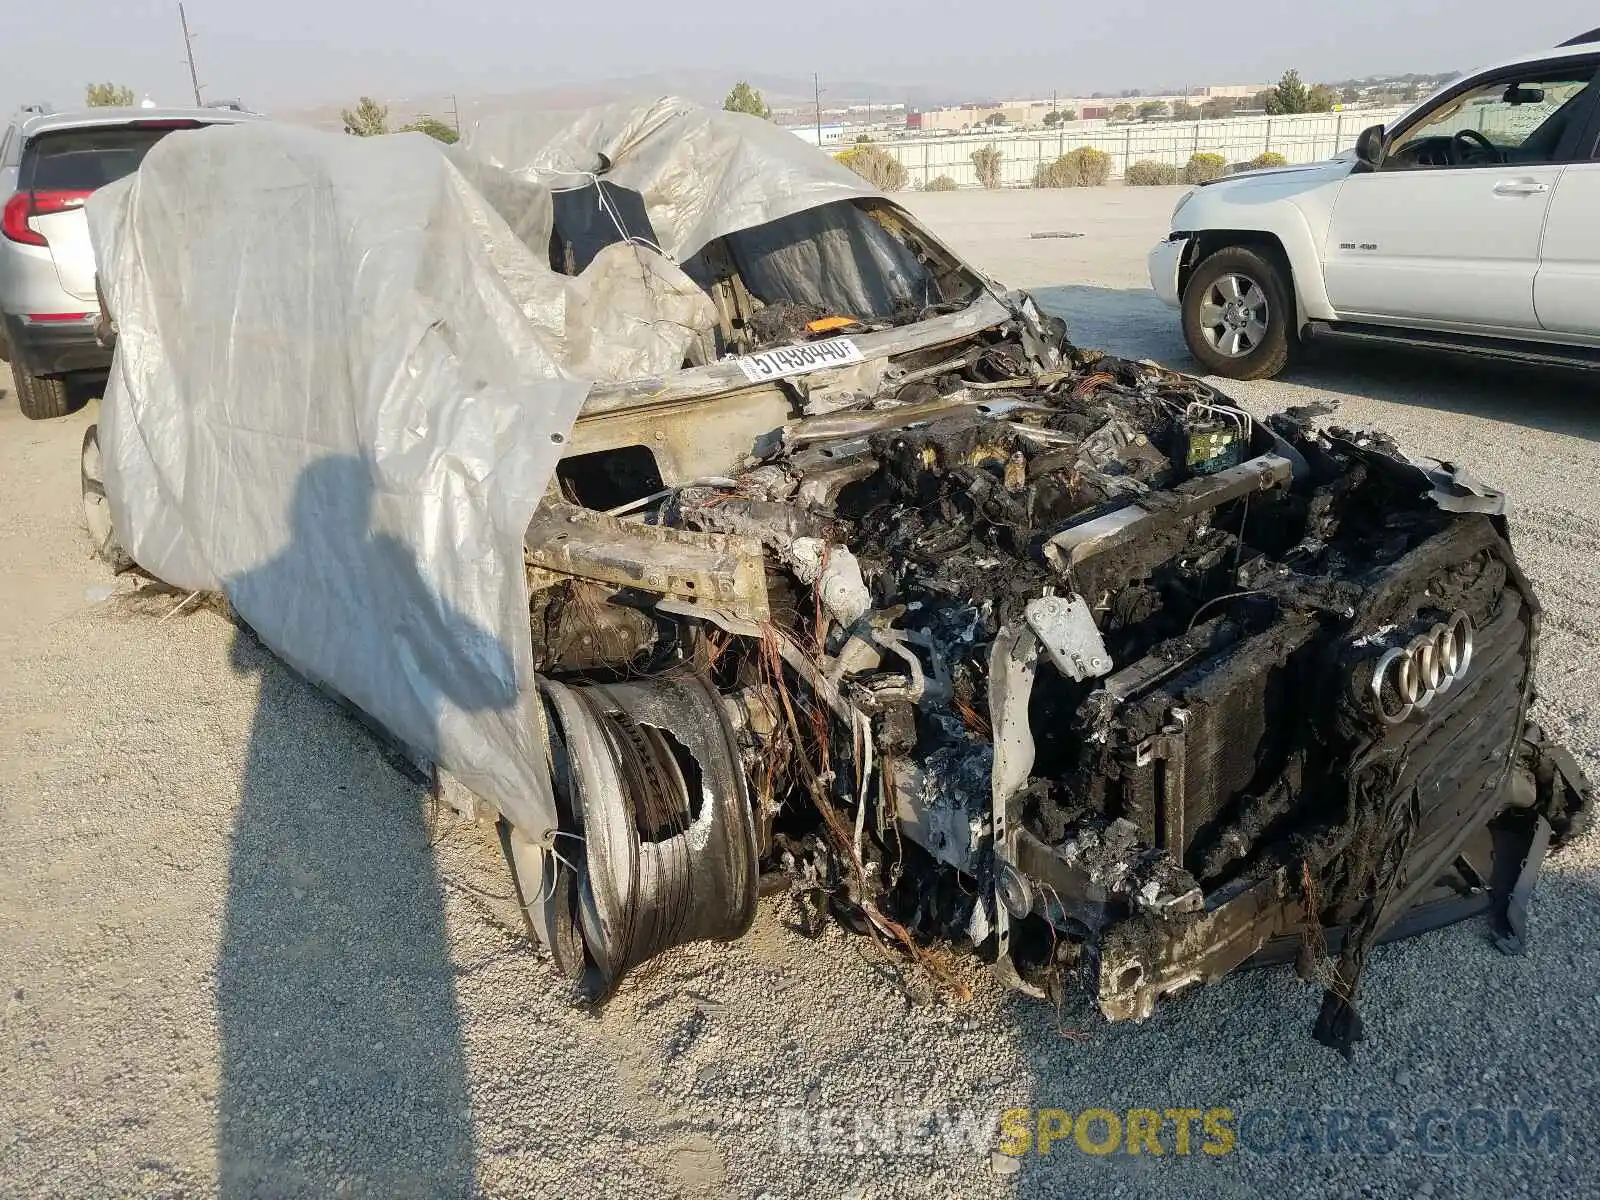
[723, 81, 770, 120]
[1340, 85, 1360, 105]
[1138, 100, 1169, 121]
[1171, 100, 1198, 121]
[984, 112, 1009, 126]
[1265, 70, 1311, 115]
[1306, 84, 1337, 112]
[86, 83, 135, 108]
[1043, 108, 1076, 126]
[854, 133, 874, 144]
[342, 97, 389, 137]
[1199, 97, 1237, 120]
[399, 115, 459, 144]
[1109, 102, 1135, 122]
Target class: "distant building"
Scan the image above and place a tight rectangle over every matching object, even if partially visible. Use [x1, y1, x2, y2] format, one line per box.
[1192, 84, 1270, 99]
[902, 91, 1220, 134]
[907, 101, 1056, 132]
[789, 123, 847, 147]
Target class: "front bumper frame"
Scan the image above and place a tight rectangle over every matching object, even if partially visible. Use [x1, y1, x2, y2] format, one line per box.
[1147, 235, 1189, 309]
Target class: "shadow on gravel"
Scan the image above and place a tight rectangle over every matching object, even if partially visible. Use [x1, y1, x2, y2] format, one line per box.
[1281, 346, 1600, 443]
[1034, 284, 1600, 442]
[217, 456, 517, 1198]
[999, 859, 1600, 1199]
[1030, 284, 1190, 367]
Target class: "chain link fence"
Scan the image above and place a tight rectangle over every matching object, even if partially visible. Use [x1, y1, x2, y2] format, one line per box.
[878, 107, 1411, 188]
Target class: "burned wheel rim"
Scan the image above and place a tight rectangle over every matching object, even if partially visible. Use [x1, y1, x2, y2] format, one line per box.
[1196, 272, 1270, 359]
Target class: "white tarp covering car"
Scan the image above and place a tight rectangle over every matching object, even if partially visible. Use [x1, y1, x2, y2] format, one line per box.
[85, 100, 888, 839]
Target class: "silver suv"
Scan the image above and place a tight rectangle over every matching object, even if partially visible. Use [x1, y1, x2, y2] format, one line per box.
[0, 104, 260, 418]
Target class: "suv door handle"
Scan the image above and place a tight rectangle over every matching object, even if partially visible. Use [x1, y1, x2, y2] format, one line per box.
[1493, 180, 1551, 196]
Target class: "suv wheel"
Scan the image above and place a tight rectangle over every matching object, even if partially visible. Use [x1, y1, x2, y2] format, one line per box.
[1181, 246, 1296, 380]
[81, 424, 132, 571]
[13, 366, 72, 420]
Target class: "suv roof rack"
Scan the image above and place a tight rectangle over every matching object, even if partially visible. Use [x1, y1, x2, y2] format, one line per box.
[19, 102, 54, 116]
[1559, 27, 1600, 46]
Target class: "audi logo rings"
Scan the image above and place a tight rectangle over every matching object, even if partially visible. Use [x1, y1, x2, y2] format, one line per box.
[1369, 611, 1475, 725]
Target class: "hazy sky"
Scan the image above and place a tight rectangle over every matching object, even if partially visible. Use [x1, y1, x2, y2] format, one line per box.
[2, 1, 1595, 116]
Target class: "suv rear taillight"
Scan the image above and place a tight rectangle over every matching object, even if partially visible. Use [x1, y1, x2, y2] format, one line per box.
[2, 189, 93, 247]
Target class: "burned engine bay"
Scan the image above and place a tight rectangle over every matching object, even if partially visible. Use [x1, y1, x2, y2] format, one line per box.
[508, 313, 1593, 1054]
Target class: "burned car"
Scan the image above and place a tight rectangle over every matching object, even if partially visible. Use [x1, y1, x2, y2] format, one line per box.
[83, 99, 1590, 1052]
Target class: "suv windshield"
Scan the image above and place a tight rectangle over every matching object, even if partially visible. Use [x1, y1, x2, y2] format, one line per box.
[20, 125, 202, 191]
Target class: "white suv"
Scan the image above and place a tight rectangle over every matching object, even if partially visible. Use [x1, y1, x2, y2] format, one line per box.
[1149, 31, 1600, 379]
[0, 105, 260, 418]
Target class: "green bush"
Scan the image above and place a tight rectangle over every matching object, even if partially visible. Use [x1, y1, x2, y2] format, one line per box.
[1035, 146, 1112, 188]
[1183, 152, 1227, 184]
[1248, 152, 1290, 170]
[833, 144, 908, 192]
[399, 115, 459, 144]
[1125, 159, 1179, 186]
[924, 174, 960, 192]
[86, 82, 135, 108]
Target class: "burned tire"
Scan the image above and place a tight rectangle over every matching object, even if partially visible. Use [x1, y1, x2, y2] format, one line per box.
[13, 366, 71, 420]
[1181, 245, 1296, 381]
[81, 424, 132, 571]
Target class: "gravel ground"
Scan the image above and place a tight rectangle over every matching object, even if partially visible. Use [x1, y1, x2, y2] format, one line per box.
[2, 185, 1597, 1200]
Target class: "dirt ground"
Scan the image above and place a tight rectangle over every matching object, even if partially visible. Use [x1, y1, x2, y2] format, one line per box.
[2, 186, 1597, 1200]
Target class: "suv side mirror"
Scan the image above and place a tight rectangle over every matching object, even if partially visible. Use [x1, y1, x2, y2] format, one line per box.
[1355, 124, 1386, 170]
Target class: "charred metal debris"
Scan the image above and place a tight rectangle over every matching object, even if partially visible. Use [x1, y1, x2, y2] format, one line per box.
[512, 314, 1592, 1055]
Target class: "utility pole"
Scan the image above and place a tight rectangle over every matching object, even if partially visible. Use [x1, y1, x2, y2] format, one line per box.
[178, 3, 202, 106]
[447, 93, 460, 136]
[814, 73, 822, 145]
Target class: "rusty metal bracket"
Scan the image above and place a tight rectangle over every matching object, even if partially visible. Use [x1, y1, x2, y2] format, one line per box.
[1044, 452, 1294, 576]
[1097, 867, 1297, 1022]
[986, 621, 1043, 998]
[1490, 814, 1551, 956]
[526, 501, 770, 626]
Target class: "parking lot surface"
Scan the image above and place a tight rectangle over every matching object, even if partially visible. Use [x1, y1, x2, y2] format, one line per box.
[2, 185, 1596, 1200]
